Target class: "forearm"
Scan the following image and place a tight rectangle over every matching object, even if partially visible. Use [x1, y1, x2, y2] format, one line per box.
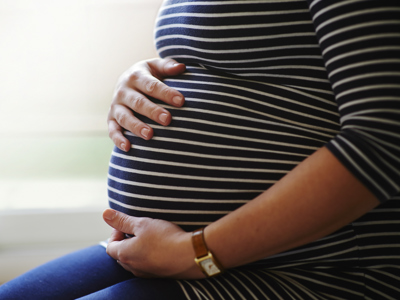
[103, 146, 380, 279]
[204, 146, 380, 269]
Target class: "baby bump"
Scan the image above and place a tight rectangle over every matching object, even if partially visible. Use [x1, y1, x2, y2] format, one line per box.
[108, 66, 339, 232]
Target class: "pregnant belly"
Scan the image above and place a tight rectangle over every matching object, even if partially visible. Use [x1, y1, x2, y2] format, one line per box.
[108, 65, 339, 232]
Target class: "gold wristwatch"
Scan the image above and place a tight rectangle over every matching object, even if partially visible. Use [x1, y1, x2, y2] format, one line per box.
[192, 228, 224, 277]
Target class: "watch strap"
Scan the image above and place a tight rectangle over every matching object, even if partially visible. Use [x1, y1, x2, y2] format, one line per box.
[192, 228, 209, 258]
[192, 227, 224, 277]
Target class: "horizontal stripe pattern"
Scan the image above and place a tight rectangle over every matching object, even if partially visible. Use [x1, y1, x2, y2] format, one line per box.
[108, 65, 337, 229]
[155, 0, 330, 89]
[108, 0, 400, 298]
[308, 0, 400, 201]
[177, 195, 399, 299]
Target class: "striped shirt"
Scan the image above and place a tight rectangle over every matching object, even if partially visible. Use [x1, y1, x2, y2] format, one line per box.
[108, 0, 400, 298]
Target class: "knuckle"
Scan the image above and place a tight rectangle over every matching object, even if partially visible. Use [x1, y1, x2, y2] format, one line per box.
[130, 122, 142, 135]
[108, 128, 115, 139]
[115, 111, 127, 126]
[114, 88, 126, 101]
[118, 252, 130, 265]
[109, 104, 117, 116]
[128, 69, 141, 83]
[108, 117, 117, 128]
[146, 80, 159, 93]
[135, 217, 146, 228]
[108, 128, 120, 141]
[117, 214, 130, 232]
[161, 86, 172, 98]
[130, 95, 146, 112]
[135, 217, 150, 231]
[107, 109, 113, 120]
[149, 108, 162, 121]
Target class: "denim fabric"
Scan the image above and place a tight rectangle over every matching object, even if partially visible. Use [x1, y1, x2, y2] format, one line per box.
[0, 245, 186, 300]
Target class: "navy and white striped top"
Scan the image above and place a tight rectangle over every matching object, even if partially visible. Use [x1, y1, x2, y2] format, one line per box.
[108, 1, 400, 298]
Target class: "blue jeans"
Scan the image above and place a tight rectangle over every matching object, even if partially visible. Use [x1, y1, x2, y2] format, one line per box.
[0, 245, 187, 300]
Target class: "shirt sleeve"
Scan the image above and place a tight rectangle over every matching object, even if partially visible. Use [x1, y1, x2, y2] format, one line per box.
[306, 0, 400, 202]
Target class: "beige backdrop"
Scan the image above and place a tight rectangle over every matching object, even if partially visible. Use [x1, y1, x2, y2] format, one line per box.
[0, 0, 162, 283]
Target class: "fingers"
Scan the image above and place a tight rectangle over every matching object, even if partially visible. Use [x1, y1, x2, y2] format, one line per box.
[103, 209, 138, 235]
[106, 239, 129, 262]
[109, 228, 125, 243]
[108, 58, 186, 146]
[128, 60, 186, 108]
[121, 89, 173, 126]
[105, 225, 133, 264]
[108, 104, 154, 147]
[106, 235, 137, 270]
[106, 229, 155, 278]
[107, 119, 131, 152]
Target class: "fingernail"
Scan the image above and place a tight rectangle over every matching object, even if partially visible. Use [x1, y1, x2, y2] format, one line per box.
[159, 113, 168, 123]
[172, 96, 183, 106]
[120, 143, 126, 152]
[104, 209, 117, 221]
[141, 127, 150, 138]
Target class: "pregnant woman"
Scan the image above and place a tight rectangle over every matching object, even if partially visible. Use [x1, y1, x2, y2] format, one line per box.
[1, 0, 399, 299]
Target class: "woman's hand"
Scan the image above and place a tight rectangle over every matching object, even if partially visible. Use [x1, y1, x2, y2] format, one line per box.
[103, 209, 205, 279]
[108, 58, 186, 152]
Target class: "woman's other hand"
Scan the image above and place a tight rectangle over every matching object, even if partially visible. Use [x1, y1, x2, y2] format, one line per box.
[103, 209, 205, 279]
[108, 58, 186, 152]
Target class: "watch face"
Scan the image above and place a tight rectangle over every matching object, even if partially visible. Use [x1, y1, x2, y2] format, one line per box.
[200, 258, 220, 276]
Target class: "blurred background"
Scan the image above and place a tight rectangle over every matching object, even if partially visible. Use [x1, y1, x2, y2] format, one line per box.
[0, 0, 161, 283]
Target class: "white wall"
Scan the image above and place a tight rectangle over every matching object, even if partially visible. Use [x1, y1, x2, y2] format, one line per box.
[0, 0, 161, 135]
[0, 0, 163, 284]
[0, 209, 111, 283]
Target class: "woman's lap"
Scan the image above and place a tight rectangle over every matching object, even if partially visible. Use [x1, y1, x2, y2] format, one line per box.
[1, 243, 399, 299]
[0, 245, 186, 300]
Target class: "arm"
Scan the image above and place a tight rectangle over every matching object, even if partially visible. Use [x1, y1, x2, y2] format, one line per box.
[205, 146, 378, 269]
[208, 0, 400, 267]
[103, 146, 378, 278]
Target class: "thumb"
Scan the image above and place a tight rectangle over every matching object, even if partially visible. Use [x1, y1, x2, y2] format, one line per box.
[149, 58, 186, 77]
[103, 209, 135, 235]
[164, 59, 186, 76]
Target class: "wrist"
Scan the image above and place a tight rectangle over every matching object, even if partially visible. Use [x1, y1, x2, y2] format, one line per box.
[173, 231, 205, 279]
[192, 227, 225, 277]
